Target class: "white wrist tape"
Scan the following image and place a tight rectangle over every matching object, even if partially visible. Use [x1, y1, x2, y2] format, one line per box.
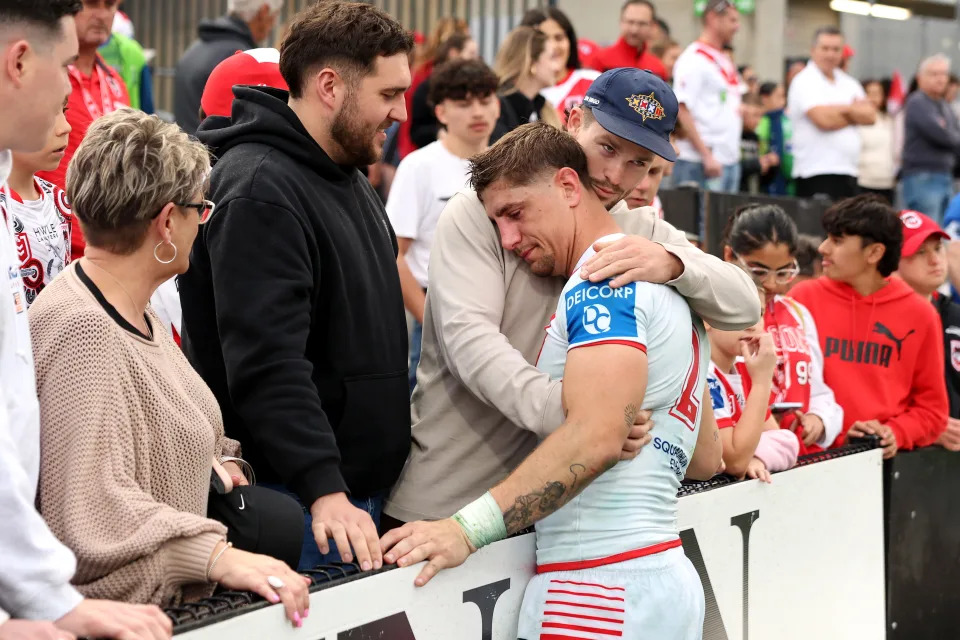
[452, 491, 507, 550]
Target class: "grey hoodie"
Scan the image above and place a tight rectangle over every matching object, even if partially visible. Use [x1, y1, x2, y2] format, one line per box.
[174, 15, 257, 134]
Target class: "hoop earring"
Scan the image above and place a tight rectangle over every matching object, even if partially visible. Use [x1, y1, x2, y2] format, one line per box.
[154, 240, 178, 265]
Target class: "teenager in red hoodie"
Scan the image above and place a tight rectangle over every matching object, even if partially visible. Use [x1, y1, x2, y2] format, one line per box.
[791, 195, 948, 458]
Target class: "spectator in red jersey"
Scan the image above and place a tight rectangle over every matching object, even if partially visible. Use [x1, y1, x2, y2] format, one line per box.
[791, 195, 948, 458]
[591, 0, 667, 80]
[36, 0, 129, 259]
[672, 0, 742, 192]
[520, 8, 601, 122]
[397, 17, 469, 159]
[722, 205, 844, 455]
[705, 295, 796, 482]
[894, 210, 960, 451]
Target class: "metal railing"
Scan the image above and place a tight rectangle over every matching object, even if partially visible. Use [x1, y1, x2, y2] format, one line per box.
[122, 0, 553, 117]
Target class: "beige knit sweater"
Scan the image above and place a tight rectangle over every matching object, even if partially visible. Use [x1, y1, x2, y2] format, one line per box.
[30, 263, 238, 606]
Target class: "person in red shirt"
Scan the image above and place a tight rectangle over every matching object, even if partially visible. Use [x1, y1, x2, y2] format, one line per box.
[791, 195, 948, 458]
[36, 0, 129, 258]
[721, 204, 845, 456]
[591, 0, 667, 80]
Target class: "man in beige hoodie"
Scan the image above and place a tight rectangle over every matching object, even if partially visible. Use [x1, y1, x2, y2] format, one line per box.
[382, 70, 756, 555]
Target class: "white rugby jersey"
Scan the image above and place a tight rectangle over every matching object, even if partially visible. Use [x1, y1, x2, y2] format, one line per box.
[0, 177, 71, 307]
[534, 233, 709, 569]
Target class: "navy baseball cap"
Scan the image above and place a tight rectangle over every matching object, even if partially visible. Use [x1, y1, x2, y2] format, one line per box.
[582, 68, 678, 162]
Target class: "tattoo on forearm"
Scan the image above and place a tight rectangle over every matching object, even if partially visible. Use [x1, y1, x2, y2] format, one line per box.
[502, 464, 589, 535]
[714, 428, 719, 441]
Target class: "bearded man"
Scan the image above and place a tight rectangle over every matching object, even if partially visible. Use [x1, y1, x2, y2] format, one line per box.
[179, 2, 413, 572]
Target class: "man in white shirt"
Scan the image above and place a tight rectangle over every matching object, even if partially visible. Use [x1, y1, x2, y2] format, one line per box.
[0, 3, 170, 638]
[386, 58, 500, 393]
[788, 26, 876, 200]
[672, 0, 742, 193]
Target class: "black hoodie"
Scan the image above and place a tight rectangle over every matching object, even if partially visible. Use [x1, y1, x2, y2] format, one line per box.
[181, 86, 411, 506]
[174, 15, 257, 135]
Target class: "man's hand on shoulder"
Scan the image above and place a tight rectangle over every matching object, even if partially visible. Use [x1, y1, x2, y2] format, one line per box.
[311, 492, 383, 571]
[380, 519, 475, 587]
[581, 236, 684, 288]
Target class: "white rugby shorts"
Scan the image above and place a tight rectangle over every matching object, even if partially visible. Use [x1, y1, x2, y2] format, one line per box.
[516, 547, 705, 640]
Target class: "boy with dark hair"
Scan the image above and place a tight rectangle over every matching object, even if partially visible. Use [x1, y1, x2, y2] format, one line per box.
[894, 210, 960, 451]
[387, 58, 500, 392]
[791, 195, 948, 458]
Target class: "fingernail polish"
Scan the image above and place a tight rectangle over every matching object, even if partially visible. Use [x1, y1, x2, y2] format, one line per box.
[304, 609, 310, 619]
[294, 613, 301, 625]
[270, 594, 280, 603]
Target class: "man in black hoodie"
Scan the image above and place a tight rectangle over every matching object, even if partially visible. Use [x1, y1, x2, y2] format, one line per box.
[180, 2, 413, 573]
[174, 0, 283, 134]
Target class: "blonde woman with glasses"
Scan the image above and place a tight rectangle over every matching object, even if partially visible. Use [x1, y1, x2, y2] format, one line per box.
[494, 26, 564, 132]
[720, 204, 844, 456]
[28, 109, 310, 628]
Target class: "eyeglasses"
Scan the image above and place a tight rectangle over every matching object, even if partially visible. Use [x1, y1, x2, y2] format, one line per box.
[734, 253, 800, 285]
[176, 199, 215, 224]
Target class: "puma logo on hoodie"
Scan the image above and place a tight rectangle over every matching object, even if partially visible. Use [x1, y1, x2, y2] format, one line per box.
[822, 322, 916, 368]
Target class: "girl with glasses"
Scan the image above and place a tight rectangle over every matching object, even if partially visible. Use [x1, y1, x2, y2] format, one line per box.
[721, 204, 844, 454]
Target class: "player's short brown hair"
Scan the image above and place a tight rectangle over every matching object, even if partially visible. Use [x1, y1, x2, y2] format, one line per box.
[279, 2, 413, 99]
[469, 122, 593, 199]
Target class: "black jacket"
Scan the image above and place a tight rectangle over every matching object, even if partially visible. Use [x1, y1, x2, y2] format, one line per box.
[497, 91, 547, 134]
[934, 294, 960, 418]
[174, 15, 256, 135]
[181, 86, 411, 505]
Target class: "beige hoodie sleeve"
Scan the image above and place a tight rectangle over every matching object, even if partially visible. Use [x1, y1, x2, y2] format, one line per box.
[617, 206, 761, 331]
[426, 191, 565, 438]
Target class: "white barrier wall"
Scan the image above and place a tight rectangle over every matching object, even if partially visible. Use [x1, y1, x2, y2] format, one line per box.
[177, 449, 885, 640]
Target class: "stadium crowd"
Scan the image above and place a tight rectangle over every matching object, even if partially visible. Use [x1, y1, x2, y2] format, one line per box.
[1, 0, 959, 638]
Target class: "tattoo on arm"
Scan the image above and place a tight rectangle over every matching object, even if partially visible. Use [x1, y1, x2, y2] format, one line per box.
[502, 402, 636, 535]
[714, 428, 719, 441]
[502, 464, 588, 535]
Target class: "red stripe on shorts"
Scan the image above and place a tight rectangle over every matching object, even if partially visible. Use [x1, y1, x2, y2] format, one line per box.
[546, 590, 624, 602]
[545, 600, 625, 613]
[544, 610, 625, 625]
[549, 579, 625, 592]
[542, 622, 623, 636]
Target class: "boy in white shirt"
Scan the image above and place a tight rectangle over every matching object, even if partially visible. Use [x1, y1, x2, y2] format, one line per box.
[0, 102, 72, 307]
[386, 58, 500, 392]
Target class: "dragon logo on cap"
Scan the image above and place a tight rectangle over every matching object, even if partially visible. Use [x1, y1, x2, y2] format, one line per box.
[626, 92, 665, 122]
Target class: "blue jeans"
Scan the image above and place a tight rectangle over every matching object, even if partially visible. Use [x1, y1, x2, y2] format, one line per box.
[259, 484, 383, 571]
[673, 159, 742, 193]
[409, 319, 422, 396]
[901, 171, 953, 225]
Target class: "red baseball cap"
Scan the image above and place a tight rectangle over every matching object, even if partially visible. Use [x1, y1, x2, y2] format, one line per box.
[200, 48, 288, 119]
[899, 210, 950, 257]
